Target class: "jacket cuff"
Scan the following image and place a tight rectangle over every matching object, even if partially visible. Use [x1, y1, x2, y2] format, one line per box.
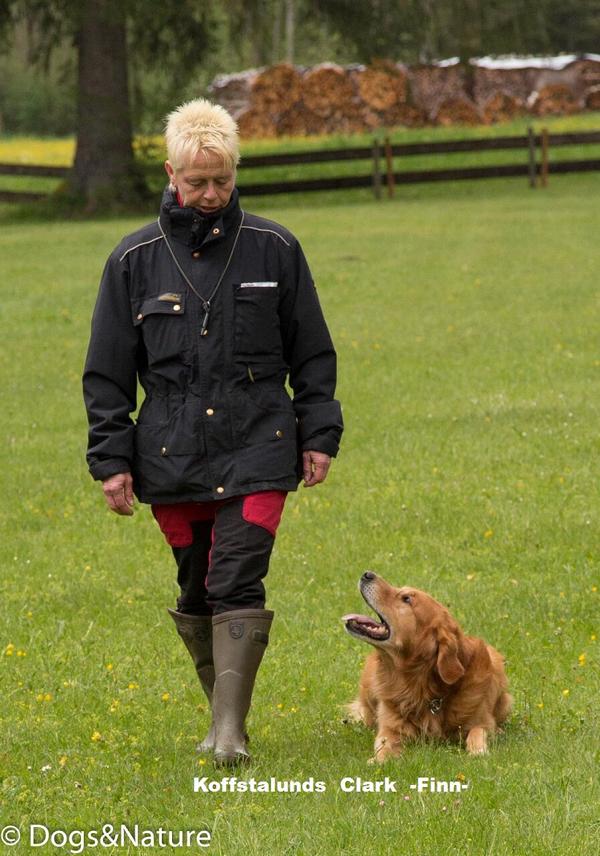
[296, 400, 343, 457]
[88, 458, 131, 482]
[301, 435, 340, 458]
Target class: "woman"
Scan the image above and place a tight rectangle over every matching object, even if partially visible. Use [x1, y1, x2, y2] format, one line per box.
[83, 98, 343, 765]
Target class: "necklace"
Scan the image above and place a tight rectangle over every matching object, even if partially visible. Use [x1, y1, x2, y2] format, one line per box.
[157, 211, 245, 336]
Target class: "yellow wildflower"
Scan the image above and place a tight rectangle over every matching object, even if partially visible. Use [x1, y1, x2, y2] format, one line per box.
[91, 731, 102, 742]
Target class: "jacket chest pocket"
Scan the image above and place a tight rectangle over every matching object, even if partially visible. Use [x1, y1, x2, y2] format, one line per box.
[132, 294, 187, 364]
[233, 283, 282, 357]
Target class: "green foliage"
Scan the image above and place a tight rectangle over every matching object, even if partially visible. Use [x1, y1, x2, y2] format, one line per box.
[0, 57, 75, 134]
[3, 0, 600, 136]
[1, 174, 599, 853]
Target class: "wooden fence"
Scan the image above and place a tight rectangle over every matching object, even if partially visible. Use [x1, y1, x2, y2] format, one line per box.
[1, 129, 600, 203]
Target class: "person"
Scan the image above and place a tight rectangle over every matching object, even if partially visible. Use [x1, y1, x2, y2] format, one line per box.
[82, 98, 343, 765]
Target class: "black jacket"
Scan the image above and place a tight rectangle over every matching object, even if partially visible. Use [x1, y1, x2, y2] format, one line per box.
[83, 188, 343, 503]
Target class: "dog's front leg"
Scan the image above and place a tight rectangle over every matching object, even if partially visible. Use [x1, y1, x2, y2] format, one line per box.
[466, 726, 488, 755]
[368, 702, 411, 764]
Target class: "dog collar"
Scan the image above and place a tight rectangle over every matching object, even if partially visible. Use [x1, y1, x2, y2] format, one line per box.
[429, 697, 443, 715]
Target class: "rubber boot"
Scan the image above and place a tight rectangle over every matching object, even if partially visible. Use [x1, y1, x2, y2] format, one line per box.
[168, 608, 216, 752]
[211, 608, 274, 766]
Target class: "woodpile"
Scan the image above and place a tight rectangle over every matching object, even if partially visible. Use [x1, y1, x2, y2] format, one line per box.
[474, 67, 538, 105]
[529, 84, 582, 116]
[251, 63, 303, 115]
[434, 97, 482, 126]
[209, 70, 258, 119]
[407, 64, 467, 121]
[237, 109, 278, 139]
[482, 91, 526, 124]
[352, 60, 407, 111]
[585, 86, 600, 110]
[208, 55, 600, 139]
[302, 64, 355, 117]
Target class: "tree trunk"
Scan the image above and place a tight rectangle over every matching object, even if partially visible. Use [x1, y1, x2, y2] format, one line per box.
[70, 0, 146, 210]
[285, 0, 294, 64]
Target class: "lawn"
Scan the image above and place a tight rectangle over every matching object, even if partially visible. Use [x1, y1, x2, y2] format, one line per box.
[1, 172, 599, 855]
[1, 111, 600, 202]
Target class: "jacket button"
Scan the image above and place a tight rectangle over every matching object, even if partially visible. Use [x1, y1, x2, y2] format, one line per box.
[173, 304, 181, 312]
[216, 486, 225, 494]
[192, 251, 201, 258]
[206, 408, 214, 416]
[212, 227, 220, 235]
[275, 430, 283, 438]
[160, 446, 167, 456]
[137, 313, 143, 320]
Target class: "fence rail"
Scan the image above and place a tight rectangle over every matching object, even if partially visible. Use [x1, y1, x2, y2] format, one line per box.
[1, 129, 599, 203]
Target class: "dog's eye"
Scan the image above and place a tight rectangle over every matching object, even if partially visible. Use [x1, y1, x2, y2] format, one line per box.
[402, 595, 412, 604]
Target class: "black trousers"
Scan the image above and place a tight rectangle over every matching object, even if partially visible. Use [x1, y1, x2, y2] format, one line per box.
[172, 497, 278, 616]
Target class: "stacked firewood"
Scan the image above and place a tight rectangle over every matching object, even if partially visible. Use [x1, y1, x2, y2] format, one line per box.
[586, 86, 600, 110]
[528, 84, 583, 116]
[208, 57, 600, 138]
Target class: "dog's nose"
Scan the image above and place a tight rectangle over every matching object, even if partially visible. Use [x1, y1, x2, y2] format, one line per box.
[362, 571, 376, 582]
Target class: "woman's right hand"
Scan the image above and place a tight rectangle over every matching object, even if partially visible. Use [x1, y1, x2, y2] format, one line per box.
[102, 472, 135, 515]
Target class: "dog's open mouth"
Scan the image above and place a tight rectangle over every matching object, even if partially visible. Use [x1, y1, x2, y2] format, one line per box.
[342, 613, 390, 641]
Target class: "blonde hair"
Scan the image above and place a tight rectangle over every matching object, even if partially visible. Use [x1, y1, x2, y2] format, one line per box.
[164, 98, 240, 171]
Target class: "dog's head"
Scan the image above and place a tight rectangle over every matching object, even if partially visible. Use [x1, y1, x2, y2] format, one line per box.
[342, 572, 465, 684]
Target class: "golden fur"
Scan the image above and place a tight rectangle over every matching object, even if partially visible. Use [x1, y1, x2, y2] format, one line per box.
[343, 573, 512, 763]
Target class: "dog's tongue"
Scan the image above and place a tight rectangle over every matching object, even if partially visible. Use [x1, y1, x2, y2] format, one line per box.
[342, 614, 378, 626]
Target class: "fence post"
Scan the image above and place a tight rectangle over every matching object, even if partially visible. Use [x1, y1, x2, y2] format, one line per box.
[541, 128, 549, 187]
[372, 139, 382, 199]
[384, 136, 395, 198]
[527, 126, 537, 188]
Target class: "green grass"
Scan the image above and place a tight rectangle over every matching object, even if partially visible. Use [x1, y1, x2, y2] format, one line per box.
[1, 173, 600, 854]
[1, 111, 600, 204]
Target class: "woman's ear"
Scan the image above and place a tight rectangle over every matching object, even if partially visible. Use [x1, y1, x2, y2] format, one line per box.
[436, 626, 465, 685]
[165, 160, 176, 189]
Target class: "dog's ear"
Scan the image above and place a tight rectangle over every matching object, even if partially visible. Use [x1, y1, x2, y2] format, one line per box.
[436, 626, 465, 685]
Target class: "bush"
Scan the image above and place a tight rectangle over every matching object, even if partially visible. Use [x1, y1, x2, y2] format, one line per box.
[0, 60, 76, 135]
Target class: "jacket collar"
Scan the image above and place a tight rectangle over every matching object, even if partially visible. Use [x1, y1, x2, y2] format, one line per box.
[159, 186, 242, 250]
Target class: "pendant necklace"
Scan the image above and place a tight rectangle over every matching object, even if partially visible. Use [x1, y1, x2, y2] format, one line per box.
[157, 211, 245, 336]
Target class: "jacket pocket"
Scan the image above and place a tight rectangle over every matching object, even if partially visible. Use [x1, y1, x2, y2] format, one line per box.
[134, 401, 211, 497]
[233, 284, 282, 357]
[131, 294, 187, 364]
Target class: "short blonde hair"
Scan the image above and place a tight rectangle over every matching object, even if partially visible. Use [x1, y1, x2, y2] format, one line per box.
[165, 98, 240, 171]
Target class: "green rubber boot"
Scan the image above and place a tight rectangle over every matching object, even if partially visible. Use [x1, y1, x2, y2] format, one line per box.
[168, 608, 216, 752]
[211, 608, 274, 766]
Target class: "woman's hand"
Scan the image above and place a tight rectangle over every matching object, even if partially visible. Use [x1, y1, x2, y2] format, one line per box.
[302, 450, 331, 487]
[102, 472, 135, 515]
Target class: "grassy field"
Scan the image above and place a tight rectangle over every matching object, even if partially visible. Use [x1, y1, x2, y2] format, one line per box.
[1, 172, 600, 855]
[1, 111, 600, 201]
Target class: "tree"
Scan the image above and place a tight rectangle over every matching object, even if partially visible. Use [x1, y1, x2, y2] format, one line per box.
[71, 0, 144, 209]
[1, 0, 219, 210]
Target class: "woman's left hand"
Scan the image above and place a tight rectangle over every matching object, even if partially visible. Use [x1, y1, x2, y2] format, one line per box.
[302, 450, 331, 487]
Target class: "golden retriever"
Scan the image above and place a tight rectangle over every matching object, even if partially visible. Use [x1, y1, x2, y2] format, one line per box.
[343, 572, 512, 763]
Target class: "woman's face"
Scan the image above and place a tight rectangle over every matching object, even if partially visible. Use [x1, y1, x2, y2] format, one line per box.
[165, 148, 235, 214]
